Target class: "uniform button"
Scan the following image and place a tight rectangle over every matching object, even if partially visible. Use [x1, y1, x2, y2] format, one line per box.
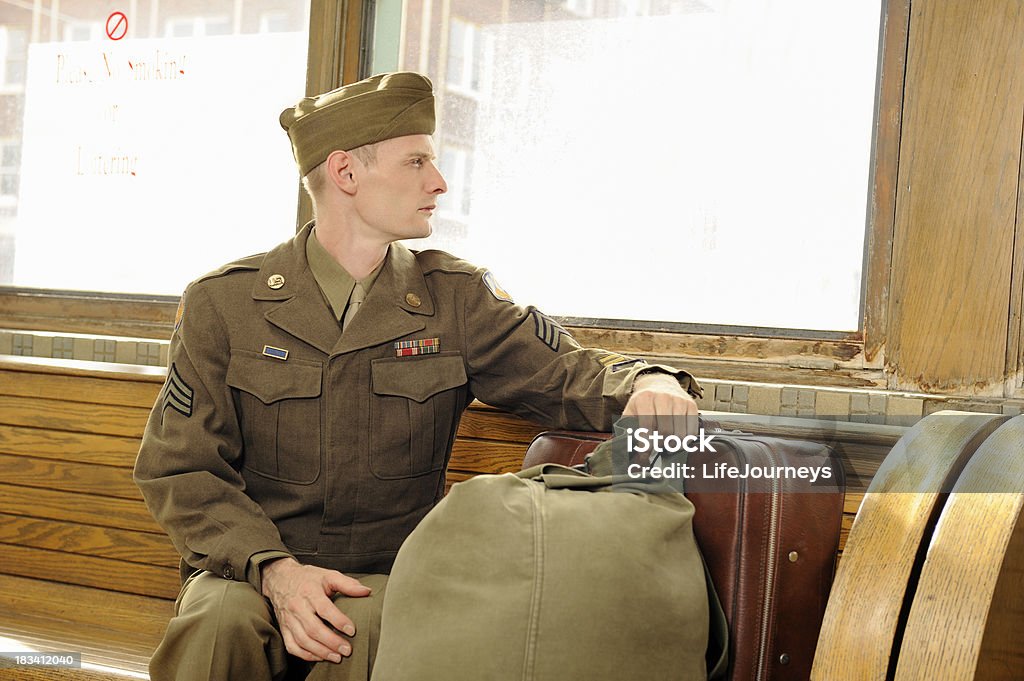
[267, 274, 285, 290]
[405, 292, 421, 307]
[222, 564, 235, 580]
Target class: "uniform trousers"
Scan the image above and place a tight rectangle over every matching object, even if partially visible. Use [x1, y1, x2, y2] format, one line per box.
[150, 571, 390, 681]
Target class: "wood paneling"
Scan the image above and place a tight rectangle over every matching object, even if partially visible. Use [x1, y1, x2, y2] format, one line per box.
[0, 291, 178, 340]
[0, 544, 180, 600]
[0, 573, 171, 663]
[888, 0, 1024, 395]
[0, 454, 143, 500]
[0, 513, 177, 568]
[0, 425, 140, 468]
[0, 484, 164, 534]
[0, 364, 162, 408]
[447, 439, 530, 475]
[1012, 118, 1024, 396]
[0, 395, 150, 438]
[863, 0, 911, 367]
[456, 408, 546, 443]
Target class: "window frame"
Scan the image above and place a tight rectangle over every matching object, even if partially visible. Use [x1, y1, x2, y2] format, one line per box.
[0, 0, 909, 390]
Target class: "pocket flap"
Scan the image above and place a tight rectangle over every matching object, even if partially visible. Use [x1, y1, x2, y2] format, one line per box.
[371, 353, 467, 403]
[227, 351, 322, 404]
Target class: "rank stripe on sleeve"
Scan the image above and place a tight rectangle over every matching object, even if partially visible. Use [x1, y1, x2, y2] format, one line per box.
[161, 363, 194, 420]
[597, 352, 632, 367]
[531, 310, 570, 352]
[597, 352, 646, 372]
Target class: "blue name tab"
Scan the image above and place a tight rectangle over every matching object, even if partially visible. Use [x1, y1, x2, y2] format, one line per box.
[262, 345, 289, 361]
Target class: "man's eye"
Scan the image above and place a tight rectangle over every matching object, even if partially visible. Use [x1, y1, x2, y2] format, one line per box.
[411, 158, 423, 167]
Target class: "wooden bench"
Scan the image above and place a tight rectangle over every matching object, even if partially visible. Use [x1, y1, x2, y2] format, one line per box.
[0, 356, 900, 677]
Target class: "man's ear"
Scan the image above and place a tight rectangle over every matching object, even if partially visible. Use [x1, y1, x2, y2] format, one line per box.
[325, 150, 358, 195]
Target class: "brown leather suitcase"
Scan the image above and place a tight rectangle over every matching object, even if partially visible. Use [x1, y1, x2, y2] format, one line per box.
[522, 425, 845, 681]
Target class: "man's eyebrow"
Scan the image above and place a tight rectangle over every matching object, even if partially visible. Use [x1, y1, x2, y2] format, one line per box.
[406, 151, 437, 161]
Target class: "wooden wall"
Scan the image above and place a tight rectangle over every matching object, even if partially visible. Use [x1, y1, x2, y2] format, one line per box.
[888, 0, 1024, 396]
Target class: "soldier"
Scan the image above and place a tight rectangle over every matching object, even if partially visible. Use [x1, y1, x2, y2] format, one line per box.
[134, 72, 701, 681]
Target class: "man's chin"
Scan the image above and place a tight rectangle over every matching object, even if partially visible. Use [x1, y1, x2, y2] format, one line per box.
[395, 222, 432, 243]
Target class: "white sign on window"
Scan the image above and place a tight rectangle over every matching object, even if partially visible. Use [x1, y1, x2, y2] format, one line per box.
[16, 34, 307, 295]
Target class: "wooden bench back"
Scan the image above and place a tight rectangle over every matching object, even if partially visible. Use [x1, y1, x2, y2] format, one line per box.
[0, 356, 903, 670]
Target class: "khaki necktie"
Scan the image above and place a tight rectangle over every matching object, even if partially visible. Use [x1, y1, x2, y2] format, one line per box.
[342, 282, 365, 331]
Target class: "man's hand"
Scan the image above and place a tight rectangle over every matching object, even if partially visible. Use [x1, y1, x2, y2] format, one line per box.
[623, 372, 700, 440]
[260, 557, 372, 663]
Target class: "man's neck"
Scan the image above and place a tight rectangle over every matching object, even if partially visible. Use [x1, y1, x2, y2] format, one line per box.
[313, 216, 390, 281]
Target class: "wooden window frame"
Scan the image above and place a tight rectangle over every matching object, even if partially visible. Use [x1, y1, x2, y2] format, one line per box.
[0, 0, 910, 391]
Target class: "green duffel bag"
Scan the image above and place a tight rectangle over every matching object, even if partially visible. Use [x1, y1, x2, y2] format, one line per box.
[371, 439, 726, 680]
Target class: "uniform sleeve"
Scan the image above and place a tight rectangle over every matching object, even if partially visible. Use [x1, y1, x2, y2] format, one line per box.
[134, 284, 290, 589]
[461, 268, 702, 431]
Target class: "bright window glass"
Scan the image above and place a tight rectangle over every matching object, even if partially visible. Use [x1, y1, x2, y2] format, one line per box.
[0, 0, 310, 296]
[374, 0, 883, 331]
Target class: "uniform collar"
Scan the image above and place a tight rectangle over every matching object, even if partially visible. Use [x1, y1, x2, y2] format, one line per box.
[305, 228, 384, 322]
[253, 222, 435, 355]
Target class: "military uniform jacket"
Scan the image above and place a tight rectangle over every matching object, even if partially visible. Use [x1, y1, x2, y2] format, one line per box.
[135, 225, 699, 585]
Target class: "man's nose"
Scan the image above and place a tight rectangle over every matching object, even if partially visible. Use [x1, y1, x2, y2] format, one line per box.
[429, 165, 447, 195]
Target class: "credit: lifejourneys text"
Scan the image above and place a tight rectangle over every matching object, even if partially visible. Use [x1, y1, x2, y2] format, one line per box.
[626, 461, 834, 483]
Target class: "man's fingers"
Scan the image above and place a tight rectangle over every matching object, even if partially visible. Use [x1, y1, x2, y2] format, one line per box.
[686, 411, 700, 439]
[631, 393, 698, 436]
[315, 595, 357, 639]
[291, 609, 351, 660]
[327, 572, 372, 598]
[280, 624, 339, 663]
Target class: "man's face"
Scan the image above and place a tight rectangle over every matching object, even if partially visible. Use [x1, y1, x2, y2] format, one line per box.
[351, 134, 447, 242]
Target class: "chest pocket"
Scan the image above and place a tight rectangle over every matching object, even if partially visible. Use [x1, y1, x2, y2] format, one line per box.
[370, 352, 468, 479]
[227, 350, 323, 484]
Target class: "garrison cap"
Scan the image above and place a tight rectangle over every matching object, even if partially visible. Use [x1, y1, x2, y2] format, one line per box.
[280, 72, 436, 176]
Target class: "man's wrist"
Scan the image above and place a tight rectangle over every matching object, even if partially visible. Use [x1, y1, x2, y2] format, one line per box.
[632, 369, 686, 393]
[260, 556, 299, 597]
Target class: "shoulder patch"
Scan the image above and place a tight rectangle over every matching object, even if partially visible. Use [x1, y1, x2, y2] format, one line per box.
[531, 310, 571, 352]
[482, 270, 514, 303]
[160, 363, 194, 422]
[174, 298, 185, 332]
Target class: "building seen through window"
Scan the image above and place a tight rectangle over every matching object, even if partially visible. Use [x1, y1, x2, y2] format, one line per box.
[376, 0, 883, 331]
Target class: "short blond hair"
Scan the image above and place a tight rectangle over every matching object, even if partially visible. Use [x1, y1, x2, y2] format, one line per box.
[301, 143, 380, 206]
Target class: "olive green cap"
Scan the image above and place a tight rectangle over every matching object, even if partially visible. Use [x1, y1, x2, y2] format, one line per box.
[280, 72, 436, 176]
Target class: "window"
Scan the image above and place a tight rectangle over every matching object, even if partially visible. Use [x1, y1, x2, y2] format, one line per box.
[446, 18, 484, 94]
[0, 27, 26, 88]
[377, 0, 884, 332]
[260, 12, 292, 33]
[164, 17, 233, 38]
[0, 1, 311, 295]
[564, 0, 596, 18]
[0, 141, 20, 202]
[439, 146, 473, 219]
[63, 22, 104, 42]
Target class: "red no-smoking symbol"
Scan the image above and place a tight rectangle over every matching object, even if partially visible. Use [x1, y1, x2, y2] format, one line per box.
[106, 11, 128, 40]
